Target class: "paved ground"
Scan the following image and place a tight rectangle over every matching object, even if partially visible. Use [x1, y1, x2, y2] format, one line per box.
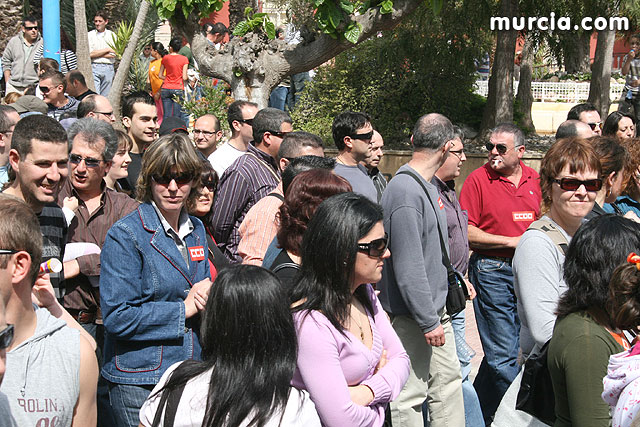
[464, 301, 484, 381]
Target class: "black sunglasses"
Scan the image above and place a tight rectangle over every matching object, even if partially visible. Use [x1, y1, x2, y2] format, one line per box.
[553, 178, 603, 192]
[0, 249, 18, 255]
[0, 324, 13, 350]
[485, 142, 511, 155]
[201, 180, 216, 192]
[237, 118, 253, 126]
[357, 233, 389, 258]
[152, 172, 194, 186]
[267, 130, 290, 138]
[350, 131, 374, 141]
[69, 153, 104, 168]
[24, 26, 38, 31]
[39, 85, 53, 94]
[587, 121, 603, 131]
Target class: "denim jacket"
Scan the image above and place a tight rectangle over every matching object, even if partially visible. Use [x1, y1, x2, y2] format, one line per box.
[100, 203, 211, 385]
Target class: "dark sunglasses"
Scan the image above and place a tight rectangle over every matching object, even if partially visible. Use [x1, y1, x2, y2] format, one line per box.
[237, 118, 253, 126]
[350, 131, 374, 141]
[553, 177, 603, 192]
[69, 153, 104, 168]
[39, 85, 53, 94]
[202, 180, 216, 192]
[24, 26, 38, 31]
[267, 130, 290, 138]
[485, 142, 511, 155]
[587, 121, 603, 131]
[0, 324, 13, 350]
[152, 172, 194, 186]
[357, 233, 389, 258]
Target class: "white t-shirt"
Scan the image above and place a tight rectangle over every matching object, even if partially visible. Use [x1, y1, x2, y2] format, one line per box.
[139, 362, 321, 427]
[208, 142, 245, 179]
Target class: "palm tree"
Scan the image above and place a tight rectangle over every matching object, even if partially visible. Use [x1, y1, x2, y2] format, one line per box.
[73, 0, 97, 91]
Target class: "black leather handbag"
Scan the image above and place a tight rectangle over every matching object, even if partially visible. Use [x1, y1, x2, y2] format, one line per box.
[516, 340, 556, 426]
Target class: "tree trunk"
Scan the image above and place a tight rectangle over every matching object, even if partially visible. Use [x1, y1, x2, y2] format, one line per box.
[588, 29, 615, 121]
[515, 31, 535, 134]
[74, 0, 96, 91]
[0, 0, 23, 53]
[563, 32, 591, 74]
[108, 0, 150, 124]
[479, 0, 518, 138]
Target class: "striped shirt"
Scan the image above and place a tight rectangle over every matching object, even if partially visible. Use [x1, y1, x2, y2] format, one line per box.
[33, 45, 78, 74]
[624, 54, 640, 95]
[38, 203, 68, 300]
[238, 182, 283, 265]
[211, 144, 280, 262]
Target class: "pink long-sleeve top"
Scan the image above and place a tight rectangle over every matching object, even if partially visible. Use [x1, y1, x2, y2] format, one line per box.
[291, 284, 410, 427]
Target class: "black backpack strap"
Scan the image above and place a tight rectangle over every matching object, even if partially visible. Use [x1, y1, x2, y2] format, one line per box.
[272, 262, 300, 274]
[267, 192, 285, 201]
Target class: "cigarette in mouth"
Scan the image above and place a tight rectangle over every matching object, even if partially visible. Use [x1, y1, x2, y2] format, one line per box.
[492, 159, 500, 167]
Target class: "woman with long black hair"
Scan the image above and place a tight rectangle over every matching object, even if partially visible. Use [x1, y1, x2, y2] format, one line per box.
[139, 265, 321, 426]
[290, 192, 410, 427]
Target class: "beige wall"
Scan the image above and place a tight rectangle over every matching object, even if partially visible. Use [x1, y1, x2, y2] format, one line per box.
[326, 149, 544, 194]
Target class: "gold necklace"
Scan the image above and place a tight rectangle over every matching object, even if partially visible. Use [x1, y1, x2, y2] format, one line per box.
[350, 308, 366, 342]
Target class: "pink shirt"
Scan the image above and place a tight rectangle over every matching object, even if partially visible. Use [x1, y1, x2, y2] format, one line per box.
[292, 285, 410, 427]
[238, 183, 283, 265]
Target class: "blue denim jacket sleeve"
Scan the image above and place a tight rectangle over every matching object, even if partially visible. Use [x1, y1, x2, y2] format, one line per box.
[100, 219, 186, 341]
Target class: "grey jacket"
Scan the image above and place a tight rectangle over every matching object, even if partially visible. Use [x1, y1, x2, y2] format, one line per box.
[379, 164, 449, 333]
[1, 32, 42, 88]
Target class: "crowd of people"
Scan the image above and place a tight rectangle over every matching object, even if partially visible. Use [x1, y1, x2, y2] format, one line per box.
[3, 11, 640, 427]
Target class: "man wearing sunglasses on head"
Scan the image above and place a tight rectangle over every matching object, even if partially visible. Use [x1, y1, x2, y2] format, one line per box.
[2, 15, 42, 95]
[459, 123, 541, 424]
[0, 194, 98, 427]
[39, 70, 80, 122]
[332, 111, 378, 202]
[379, 113, 465, 427]
[567, 102, 602, 136]
[209, 100, 258, 179]
[211, 107, 293, 262]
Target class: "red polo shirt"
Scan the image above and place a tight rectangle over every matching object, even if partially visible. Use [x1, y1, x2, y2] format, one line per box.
[459, 161, 541, 258]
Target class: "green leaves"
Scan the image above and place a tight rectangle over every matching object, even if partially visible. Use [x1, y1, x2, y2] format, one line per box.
[232, 7, 277, 39]
[344, 23, 362, 43]
[149, 0, 224, 21]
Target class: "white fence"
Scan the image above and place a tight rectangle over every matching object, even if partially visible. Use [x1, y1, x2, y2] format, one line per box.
[474, 80, 626, 103]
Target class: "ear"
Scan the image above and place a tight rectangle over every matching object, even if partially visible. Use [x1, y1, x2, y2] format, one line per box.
[8, 149, 20, 172]
[343, 136, 353, 150]
[443, 139, 452, 154]
[231, 120, 241, 133]
[11, 252, 32, 285]
[215, 130, 223, 141]
[516, 144, 526, 158]
[121, 116, 131, 130]
[279, 157, 289, 171]
[410, 135, 414, 148]
[608, 171, 617, 187]
[103, 161, 112, 175]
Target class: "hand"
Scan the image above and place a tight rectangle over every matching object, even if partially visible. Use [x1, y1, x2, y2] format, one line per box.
[624, 211, 640, 223]
[32, 274, 58, 309]
[153, 91, 161, 101]
[374, 349, 387, 374]
[424, 325, 445, 347]
[63, 196, 78, 212]
[465, 278, 476, 300]
[184, 278, 212, 318]
[348, 384, 374, 406]
[507, 235, 521, 248]
[632, 79, 640, 88]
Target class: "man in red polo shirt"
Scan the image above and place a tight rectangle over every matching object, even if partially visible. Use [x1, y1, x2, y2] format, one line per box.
[459, 123, 541, 425]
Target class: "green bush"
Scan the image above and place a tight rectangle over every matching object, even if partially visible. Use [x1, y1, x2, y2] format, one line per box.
[179, 79, 233, 131]
[291, 3, 491, 149]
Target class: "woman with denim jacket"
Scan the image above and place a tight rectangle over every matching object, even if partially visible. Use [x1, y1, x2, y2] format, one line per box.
[100, 134, 212, 427]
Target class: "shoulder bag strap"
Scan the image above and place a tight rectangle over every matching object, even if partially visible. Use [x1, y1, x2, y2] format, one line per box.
[396, 170, 456, 282]
[245, 151, 280, 182]
[267, 192, 285, 201]
[527, 219, 570, 255]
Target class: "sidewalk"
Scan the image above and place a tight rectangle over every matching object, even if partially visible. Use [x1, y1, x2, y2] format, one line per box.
[464, 301, 484, 380]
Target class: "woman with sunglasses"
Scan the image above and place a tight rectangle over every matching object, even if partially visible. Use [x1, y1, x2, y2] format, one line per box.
[493, 137, 601, 426]
[187, 159, 229, 278]
[100, 134, 212, 427]
[585, 136, 631, 219]
[291, 192, 410, 427]
[269, 168, 351, 290]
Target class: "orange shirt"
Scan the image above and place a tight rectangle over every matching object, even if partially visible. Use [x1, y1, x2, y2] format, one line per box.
[149, 59, 163, 95]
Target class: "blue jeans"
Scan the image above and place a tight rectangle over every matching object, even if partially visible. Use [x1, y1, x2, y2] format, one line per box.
[452, 311, 485, 427]
[108, 382, 154, 427]
[161, 88, 189, 127]
[92, 63, 115, 96]
[469, 253, 520, 425]
[269, 86, 289, 111]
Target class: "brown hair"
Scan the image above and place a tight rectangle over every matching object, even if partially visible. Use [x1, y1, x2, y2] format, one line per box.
[590, 136, 632, 194]
[539, 137, 601, 213]
[607, 260, 640, 330]
[621, 138, 640, 197]
[3, 92, 21, 105]
[115, 129, 133, 152]
[0, 194, 42, 283]
[135, 133, 202, 206]
[276, 169, 351, 255]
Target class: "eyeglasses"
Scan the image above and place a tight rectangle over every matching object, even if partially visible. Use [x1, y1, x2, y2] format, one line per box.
[69, 153, 104, 168]
[349, 131, 374, 141]
[192, 129, 216, 137]
[485, 142, 512, 155]
[449, 149, 465, 160]
[357, 233, 389, 258]
[152, 172, 194, 186]
[237, 118, 253, 126]
[0, 324, 14, 350]
[553, 178, 603, 192]
[94, 111, 114, 118]
[39, 85, 53, 94]
[587, 121, 603, 131]
[0, 249, 18, 255]
[24, 26, 38, 31]
[267, 130, 290, 138]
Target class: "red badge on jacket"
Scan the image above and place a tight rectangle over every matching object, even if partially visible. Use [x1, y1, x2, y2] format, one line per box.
[189, 246, 205, 261]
